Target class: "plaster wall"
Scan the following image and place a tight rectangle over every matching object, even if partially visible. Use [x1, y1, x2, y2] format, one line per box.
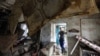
[40, 22, 51, 43]
[40, 14, 100, 56]
[81, 18, 100, 42]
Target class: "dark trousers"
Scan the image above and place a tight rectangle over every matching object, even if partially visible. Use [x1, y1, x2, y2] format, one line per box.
[59, 39, 65, 53]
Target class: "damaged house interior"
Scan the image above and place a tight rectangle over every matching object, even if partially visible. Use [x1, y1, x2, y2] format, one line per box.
[0, 0, 100, 56]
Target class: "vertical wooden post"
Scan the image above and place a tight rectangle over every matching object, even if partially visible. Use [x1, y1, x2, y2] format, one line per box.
[80, 18, 82, 36]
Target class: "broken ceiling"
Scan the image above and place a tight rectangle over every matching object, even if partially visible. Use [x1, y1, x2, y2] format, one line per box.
[0, 0, 100, 36]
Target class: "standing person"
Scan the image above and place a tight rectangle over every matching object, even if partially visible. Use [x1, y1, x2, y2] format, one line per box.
[59, 27, 67, 54]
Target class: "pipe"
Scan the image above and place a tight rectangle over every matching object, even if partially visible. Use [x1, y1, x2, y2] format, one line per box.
[76, 35, 100, 53]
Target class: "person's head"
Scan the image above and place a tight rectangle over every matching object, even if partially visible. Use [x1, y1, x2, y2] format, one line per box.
[60, 27, 63, 31]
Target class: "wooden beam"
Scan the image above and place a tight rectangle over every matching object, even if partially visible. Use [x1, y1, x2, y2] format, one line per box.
[76, 36, 100, 53]
[70, 36, 80, 55]
[8, 5, 23, 34]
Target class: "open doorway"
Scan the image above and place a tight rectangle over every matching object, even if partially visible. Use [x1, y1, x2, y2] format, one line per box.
[50, 23, 68, 56]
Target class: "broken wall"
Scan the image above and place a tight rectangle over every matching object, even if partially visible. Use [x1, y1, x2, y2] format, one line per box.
[81, 14, 100, 45]
[40, 13, 100, 56]
[40, 22, 51, 45]
[40, 17, 80, 56]
[82, 19, 100, 41]
[51, 17, 80, 56]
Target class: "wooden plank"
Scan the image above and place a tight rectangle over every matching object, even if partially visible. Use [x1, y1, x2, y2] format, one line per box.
[8, 6, 23, 34]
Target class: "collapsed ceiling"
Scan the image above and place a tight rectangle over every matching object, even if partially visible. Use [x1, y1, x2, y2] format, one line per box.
[0, 0, 100, 36]
[0, 0, 100, 54]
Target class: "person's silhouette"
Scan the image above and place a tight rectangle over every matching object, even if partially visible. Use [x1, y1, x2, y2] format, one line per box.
[59, 27, 67, 54]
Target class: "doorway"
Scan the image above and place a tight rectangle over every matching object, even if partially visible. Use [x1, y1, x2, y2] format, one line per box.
[50, 23, 68, 56]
